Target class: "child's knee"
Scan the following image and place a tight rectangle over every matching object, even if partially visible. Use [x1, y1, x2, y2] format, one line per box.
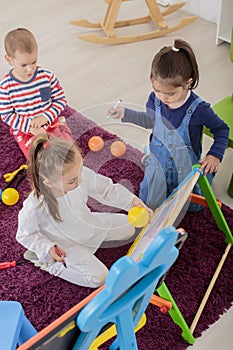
[125, 225, 136, 239]
[87, 266, 109, 288]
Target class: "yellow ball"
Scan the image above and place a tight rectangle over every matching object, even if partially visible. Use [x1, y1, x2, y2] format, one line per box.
[2, 188, 19, 206]
[128, 207, 149, 228]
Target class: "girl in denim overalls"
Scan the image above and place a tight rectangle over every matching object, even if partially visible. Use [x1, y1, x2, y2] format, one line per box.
[108, 39, 229, 211]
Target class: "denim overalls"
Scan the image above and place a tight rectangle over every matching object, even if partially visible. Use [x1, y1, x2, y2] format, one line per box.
[139, 96, 214, 211]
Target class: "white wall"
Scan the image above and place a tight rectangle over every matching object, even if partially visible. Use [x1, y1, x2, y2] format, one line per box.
[170, 0, 221, 23]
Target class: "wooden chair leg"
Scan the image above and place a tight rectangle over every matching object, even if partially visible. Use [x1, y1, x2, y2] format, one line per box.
[101, 0, 122, 37]
[145, 0, 168, 29]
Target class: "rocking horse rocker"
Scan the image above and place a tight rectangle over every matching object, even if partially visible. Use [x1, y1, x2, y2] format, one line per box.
[70, 0, 197, 44]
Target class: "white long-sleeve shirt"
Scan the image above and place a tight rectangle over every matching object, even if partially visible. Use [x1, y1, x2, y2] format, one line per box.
[16, 166, 135, 265]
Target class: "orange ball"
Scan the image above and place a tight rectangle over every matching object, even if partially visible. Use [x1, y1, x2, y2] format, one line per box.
[110, 141, 126, 157]
[88, 136, 104, 152]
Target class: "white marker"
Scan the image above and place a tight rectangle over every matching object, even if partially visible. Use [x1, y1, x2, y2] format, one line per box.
[107, 99, 122, 118]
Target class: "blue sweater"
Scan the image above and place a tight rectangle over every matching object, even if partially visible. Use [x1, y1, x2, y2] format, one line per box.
[123, 91, 229, 161]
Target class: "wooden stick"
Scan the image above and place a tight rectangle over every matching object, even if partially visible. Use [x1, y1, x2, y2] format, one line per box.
[190, 243, 232, 333]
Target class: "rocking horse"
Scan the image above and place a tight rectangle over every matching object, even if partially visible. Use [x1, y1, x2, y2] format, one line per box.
[70, 0, 197, 44]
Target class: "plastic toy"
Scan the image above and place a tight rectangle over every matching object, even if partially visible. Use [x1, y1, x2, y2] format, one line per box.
[16, 228, 177, 350]
[88, 136, 104, 152]
[110, 140, 126, 157]
[0, 258, 28, 270]
[1, 166, 27, 206]
[15, 166, 233, 350]
[3, 164, 27, 182]
[0, 301, 37, 349]
[128, 206, 149, 228]
[127, 165, 233, 344]
[73, 226, 179, 350]
[2, 188, 19, 206]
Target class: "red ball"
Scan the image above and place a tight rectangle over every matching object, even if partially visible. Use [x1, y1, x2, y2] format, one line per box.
[110, 141, 126, 157]
[88, 136, 104, 152]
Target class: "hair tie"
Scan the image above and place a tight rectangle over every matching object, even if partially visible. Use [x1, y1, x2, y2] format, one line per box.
[172, 46, 179, 52]
[43, 141, 51, 149]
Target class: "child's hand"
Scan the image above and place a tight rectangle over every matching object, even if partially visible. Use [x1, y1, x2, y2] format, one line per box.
[131, 197, 153, 222]
[49, 245, 67, 263]
[30, 115, 48, 129]
[107, 106, 124, 119]
[58, 116, 67, 125]
[199, 155, 220, 175]
[29, 126, 47, 135]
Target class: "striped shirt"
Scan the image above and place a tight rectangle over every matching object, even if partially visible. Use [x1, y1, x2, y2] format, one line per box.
[0, 66, 67, 134]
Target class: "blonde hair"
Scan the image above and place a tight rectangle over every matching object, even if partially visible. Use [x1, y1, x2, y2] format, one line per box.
[4, 28, 38, 57]
[28, 133, 81, 222]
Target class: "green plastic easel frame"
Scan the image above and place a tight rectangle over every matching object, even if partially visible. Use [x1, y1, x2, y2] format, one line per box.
[156, 164, 233, 344]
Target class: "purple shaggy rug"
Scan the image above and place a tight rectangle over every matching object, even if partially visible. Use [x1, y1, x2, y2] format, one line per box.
[0, 106, 232, 350]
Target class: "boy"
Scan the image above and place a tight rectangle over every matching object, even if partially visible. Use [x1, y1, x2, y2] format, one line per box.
[0, 28, 71, 158]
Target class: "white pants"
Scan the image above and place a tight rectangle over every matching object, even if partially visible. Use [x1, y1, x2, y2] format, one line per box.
[58, 214, 135, 288]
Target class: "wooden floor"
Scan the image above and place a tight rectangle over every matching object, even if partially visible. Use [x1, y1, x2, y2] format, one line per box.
[0, 1, 232, 349]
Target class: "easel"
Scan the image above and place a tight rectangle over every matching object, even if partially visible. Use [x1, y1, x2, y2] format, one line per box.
[16, 167, 233, 348]
[71, 0, 197, 44]
[17, 235, 177, 350]
[128, 165, 233, 343]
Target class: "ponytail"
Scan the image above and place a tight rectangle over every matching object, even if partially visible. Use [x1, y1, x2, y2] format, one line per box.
[150, 39, 199, 89]
[27, 133, 78, 222]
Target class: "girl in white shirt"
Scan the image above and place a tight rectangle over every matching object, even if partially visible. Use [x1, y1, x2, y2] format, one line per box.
[16, 134, 152, 288]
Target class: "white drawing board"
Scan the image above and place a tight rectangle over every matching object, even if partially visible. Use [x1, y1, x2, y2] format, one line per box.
[129, 169, 200, 261]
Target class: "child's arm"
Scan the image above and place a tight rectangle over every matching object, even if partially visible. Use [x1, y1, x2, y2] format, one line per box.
[25, 72, 67, 131]
[41, 71, 67, 125]
[108, 92, 155, 129]
[201, 104, 229, 163]
[122, 92, 155, 129]
[107, 105, 154, 129]
[0, 85, 21, 130]
[0, 106, 46, 135]
[16, 198, 56, 261]
[84, 166, 152, 215]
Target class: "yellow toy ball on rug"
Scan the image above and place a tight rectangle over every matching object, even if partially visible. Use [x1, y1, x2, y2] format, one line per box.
[2, 188, 20, 206]
[128, 207, 149, 228]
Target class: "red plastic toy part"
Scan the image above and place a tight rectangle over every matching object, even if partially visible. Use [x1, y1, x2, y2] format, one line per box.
[0, 260, 27, 270]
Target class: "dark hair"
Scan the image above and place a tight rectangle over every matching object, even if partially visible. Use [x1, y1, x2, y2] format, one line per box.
[150, 39, 199, 89]
[28, 133, 81, 222]
[4, 28, 38, 57]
